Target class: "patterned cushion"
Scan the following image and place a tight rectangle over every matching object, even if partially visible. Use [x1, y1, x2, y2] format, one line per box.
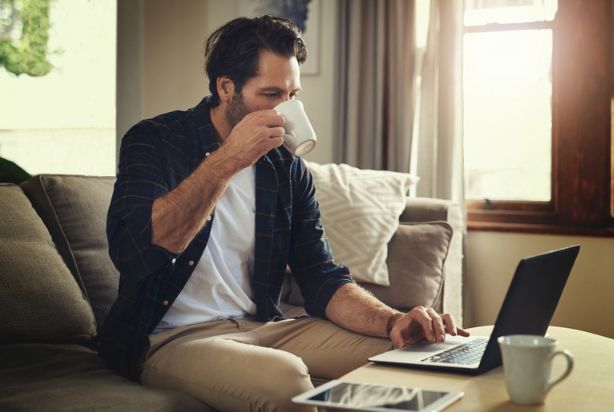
[305, 162, 418, 286]
[0, 184, 96, 344]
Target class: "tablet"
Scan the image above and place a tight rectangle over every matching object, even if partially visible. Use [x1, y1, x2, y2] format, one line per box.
[292, 380, 463, 412]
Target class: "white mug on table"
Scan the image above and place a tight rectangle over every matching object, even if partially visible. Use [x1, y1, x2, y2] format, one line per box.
[498, 335, 574, 405]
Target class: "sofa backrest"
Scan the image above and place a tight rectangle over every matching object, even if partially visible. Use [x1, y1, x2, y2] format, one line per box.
[13, 174, 459, 332]
[0, 184, 96, 344]
[21, 175, 119, 332]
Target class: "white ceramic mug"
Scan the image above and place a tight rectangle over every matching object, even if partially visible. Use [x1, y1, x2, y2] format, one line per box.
[274, 99, 317, 156]
[498, 335, 574, 405]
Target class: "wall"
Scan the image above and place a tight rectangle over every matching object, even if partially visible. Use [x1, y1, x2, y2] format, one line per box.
[117, 0, 210, 147]
[142, 0, 210, 117]
[291, 0, 337, 164]
[465, 231, 614, 339]
[116, 0, 143, 151]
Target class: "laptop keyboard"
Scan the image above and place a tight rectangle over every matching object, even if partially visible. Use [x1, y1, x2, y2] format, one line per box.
[422, 338, 489, 365]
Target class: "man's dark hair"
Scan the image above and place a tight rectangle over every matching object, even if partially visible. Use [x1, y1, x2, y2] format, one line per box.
[205, 15, 307, 107]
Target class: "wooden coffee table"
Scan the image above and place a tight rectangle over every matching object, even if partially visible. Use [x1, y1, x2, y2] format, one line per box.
[341, 326, 614, 411]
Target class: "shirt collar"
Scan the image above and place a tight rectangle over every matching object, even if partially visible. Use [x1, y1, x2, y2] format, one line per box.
[192, 96, 220, 153]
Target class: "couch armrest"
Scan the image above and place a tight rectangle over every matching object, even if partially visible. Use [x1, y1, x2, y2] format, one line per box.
[400, 197, 461, 224]
[399, 197, 464, 325]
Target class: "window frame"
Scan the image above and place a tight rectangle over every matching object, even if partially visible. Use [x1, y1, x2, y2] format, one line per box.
[464, 0, 614, 237]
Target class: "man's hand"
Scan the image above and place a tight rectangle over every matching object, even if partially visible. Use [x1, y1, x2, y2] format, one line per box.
[217, 109, 285, 174]
[388, 306, 470, 348]
[150, 109, 285, 254]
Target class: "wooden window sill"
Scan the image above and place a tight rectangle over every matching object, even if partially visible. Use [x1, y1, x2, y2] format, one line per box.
[468, 220, 614, 238]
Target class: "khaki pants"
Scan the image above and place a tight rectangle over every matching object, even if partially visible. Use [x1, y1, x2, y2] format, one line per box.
[141, 316, 392, 412]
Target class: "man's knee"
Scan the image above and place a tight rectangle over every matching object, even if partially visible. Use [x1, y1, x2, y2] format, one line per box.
[204, 339, 314, 411]
[253, 349, 314, 411]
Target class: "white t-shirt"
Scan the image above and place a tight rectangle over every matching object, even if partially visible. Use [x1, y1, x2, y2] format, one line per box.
[156, 166, 257, 331]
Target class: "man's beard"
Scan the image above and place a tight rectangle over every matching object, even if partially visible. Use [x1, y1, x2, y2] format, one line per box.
[225, 91, 250, 129]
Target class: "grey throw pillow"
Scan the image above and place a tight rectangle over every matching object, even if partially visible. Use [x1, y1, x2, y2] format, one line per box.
[363, 222, 453, 311]
[284, 221, 453, 312]
[0, 184, 96, 343]
[21, 175, 118, 332]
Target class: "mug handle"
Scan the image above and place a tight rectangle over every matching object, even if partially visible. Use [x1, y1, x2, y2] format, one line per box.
[546, 349, 574, 392]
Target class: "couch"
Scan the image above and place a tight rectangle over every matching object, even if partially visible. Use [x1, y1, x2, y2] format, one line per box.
[0, 174, 464, 411]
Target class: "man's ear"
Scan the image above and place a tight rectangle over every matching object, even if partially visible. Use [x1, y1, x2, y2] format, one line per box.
[216, 77, 235, 103]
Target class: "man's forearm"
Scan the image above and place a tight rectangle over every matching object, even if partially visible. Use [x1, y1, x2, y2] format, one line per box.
[325, 283, 400, 338]
[151, 149, 239, 253]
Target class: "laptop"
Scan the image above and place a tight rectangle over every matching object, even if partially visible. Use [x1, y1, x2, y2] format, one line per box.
[369, 245, 580, 375]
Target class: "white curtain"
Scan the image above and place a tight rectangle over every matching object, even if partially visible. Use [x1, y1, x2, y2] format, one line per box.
[334, 0, 465, 205]
[334, 0, 415, 172]
[413, 0, 465, 204]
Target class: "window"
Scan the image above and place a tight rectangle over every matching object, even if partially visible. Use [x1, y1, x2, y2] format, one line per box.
[463, 0, 613, 236]
[0, 0, 116, 176]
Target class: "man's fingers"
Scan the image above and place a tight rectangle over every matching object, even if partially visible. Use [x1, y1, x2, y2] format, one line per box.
[427, 307, 446, 343]
[457, 327, 471, 337]
[399, 318, 422, 345]
[254, 110, 285, 127]
[394, 309, 471, 348]
[266, 113, 285, 127]
[269, 136, 284, 148]
[442, 313, 458, 336]
[269, 126, 286, 139]
[251, 108, 281, 118]
[239, 110, 284, 128]
[410, 306, 435, 342]
[441, 313, 470, 337]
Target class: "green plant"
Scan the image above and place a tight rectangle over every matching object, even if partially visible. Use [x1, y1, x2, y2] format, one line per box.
[0, 0, 52, 76]
[0, 155, 31, 183]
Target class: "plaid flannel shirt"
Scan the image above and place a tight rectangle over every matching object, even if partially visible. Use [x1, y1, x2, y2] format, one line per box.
[98, 97, 352, 380]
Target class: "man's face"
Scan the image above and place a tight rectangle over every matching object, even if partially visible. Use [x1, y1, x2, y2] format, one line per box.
[225, 50, 302, 128]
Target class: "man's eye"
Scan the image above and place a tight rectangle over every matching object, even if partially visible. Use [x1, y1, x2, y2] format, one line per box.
[263, 93, 279, 98]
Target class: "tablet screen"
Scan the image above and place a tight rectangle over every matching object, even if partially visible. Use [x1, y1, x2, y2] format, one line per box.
[305, 382, 454, 411]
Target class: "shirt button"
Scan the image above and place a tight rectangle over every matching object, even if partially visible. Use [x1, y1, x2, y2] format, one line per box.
[205, 152, 211, 157]
[162, 300, 169, 306]
[171, 258, 176, 264]
[207, 215, 212, 221]
[188, 260, 195, 266]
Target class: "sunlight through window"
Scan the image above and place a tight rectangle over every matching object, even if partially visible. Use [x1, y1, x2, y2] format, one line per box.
[463, 0, 557, 202]
[0, 0, 116, 176]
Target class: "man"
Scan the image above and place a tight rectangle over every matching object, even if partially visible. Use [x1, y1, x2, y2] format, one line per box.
[99, 15, 468, 412]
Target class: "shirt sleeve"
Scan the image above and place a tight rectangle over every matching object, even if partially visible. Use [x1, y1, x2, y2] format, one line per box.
[288, 158, 353, 318]
[106, 121, 177, 284]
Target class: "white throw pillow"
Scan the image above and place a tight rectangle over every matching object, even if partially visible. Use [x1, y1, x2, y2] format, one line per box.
[305, 161, 419, 286]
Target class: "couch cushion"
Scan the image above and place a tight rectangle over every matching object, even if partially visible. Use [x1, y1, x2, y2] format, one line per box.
[0, 344, 209, 412]
[21, 175, 119, 332]
[0, 184, 96, 344]
[305, 162, 418, 286]
[284, 221, 452, 312]
[363, 221, 453, 311]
